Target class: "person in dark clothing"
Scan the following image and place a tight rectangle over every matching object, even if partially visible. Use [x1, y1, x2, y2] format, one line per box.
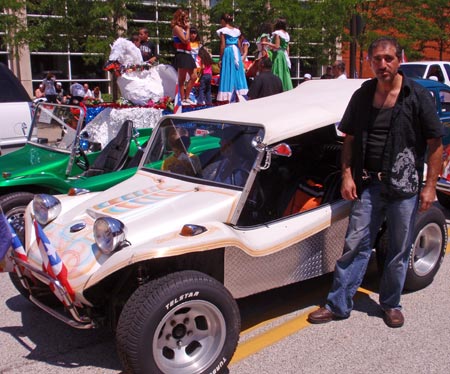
[321, 65, 333, 79]
[42, 73, 57, 103]
[138, 27, 158, 64]
[247, 57, 283, 100]
[307, 36, 443, 329]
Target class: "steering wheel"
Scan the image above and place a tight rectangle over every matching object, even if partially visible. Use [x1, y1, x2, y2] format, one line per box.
[75, 147, 90, 171]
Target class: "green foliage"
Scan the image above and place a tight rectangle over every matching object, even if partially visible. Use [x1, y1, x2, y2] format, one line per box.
[1, 0, 138, 62]
[1, 0, 449, 68]
[362, 0, 450, 60]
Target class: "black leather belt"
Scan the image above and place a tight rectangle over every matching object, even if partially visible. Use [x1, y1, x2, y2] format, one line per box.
[362, 169, 387, 181]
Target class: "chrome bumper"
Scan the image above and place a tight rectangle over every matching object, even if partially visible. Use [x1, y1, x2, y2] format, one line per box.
[12, 256, 96, 330]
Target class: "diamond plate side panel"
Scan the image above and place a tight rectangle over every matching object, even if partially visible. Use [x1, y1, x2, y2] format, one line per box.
[224, 218, 348, 299]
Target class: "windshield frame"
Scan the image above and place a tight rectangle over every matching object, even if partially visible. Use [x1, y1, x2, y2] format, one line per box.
[28, 102, 86, 176]
[140, 117, 265, 189]
[28, 102, 85, 151]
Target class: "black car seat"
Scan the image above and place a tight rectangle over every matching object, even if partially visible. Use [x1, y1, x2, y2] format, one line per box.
[83, 120, 134, 177]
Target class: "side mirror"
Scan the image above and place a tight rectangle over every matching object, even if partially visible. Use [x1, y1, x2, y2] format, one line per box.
[252, 137, 292, 170]
[271, 143, 292, 157]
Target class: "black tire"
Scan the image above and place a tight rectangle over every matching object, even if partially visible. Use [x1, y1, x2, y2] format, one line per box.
[436, 189, 450, 210]
[0, 192, 35, 244]
[376, 205, 447, 292]
[116, 270, 240, 374]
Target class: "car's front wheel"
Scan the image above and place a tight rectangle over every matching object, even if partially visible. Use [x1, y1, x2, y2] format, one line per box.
[0, 191, 34, 244]
[116, 270, 240, 374]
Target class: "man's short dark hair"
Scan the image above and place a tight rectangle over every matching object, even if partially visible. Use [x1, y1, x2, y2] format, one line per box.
[260, 57, 272, 70]
[368, 36, 402, 60]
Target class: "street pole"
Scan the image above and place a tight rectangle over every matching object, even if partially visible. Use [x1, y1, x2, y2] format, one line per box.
[350, 14, 357, 78]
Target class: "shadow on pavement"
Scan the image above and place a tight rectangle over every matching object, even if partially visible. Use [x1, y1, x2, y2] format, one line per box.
[2, 294, 123, 372]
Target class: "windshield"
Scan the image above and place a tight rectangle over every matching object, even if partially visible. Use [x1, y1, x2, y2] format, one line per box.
[400, 64, 427, 79]
[28, 102, 84, 152]
[143, 118, 263, 187]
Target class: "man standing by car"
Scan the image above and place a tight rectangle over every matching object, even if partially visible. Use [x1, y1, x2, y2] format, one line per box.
[308, 36, 443, 328]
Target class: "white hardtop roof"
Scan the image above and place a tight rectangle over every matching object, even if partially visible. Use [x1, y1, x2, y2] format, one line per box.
[169, 79, 367, 145]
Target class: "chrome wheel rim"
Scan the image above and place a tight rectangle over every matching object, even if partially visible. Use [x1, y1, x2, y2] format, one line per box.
[6, 206, 26, 244]
[411, 222, 443, 277]
[153, 300, 226, 374]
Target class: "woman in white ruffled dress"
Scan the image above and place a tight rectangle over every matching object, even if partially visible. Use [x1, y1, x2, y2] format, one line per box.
[216, 13, 248, 102]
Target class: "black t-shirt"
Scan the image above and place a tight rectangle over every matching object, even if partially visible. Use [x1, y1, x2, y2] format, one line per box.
[364, 106, 393, 171]
[140, 40, 157, 62]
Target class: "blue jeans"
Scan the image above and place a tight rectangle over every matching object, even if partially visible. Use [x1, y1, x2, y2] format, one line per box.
[198, 74, 212, 104]
[326, 180, 418, 317]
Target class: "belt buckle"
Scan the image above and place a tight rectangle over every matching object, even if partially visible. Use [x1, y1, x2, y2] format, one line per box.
[362, 169, 370, 181]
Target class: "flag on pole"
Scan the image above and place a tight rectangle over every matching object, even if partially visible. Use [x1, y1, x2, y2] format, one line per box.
[0, 214, 29, 272]
[173, 83, 182, 114]
[9, 222, 28, 262]
[401, 49, 407, 63]
[33, 220, 75, 303]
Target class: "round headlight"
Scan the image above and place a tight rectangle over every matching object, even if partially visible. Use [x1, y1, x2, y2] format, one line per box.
[94, 217, 126, 254]
[33, 194, 62, 225]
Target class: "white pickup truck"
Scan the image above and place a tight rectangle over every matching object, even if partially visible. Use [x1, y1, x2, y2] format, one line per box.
[400, 61, 450, 86]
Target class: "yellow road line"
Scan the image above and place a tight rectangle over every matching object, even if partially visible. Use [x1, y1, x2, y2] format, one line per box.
[446, 228, 450, 253]
[230, 308, 313, 365]
[231, 286, 374, 365]
[232, 243, 450, 366]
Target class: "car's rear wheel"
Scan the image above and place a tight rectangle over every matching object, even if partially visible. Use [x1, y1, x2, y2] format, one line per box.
[405, 206, 447, 291]
[376, 205, 447, 291]
[0, 191, 34, 244]
[116, 270, 240, 374]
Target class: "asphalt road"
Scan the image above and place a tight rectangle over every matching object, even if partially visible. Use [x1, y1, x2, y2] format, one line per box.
[0, 232, 449, 373]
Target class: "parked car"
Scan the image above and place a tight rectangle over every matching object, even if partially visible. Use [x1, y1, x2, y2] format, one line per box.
[0, 62, 33, 153]
[413, 79, 450, 208]
[413, 78, 450, 128]
[5, 80, 447, 374]
[400, 61, 450, 86]
[0, 102, 155, 243]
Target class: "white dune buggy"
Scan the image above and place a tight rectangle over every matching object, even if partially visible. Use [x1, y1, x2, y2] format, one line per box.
[4, 79, 447, 374]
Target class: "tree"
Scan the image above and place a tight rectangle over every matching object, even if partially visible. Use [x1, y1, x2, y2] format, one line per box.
[0, 1, 30, 57]
[368, 0, 450, 61]
[1, 0, 139, 62]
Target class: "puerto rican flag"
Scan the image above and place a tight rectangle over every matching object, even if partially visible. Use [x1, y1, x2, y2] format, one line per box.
[0, 213, 29, 272]
[0, 214, 11, 261]
[33, 220, 75, 303]
[9, 222, 28, 263]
